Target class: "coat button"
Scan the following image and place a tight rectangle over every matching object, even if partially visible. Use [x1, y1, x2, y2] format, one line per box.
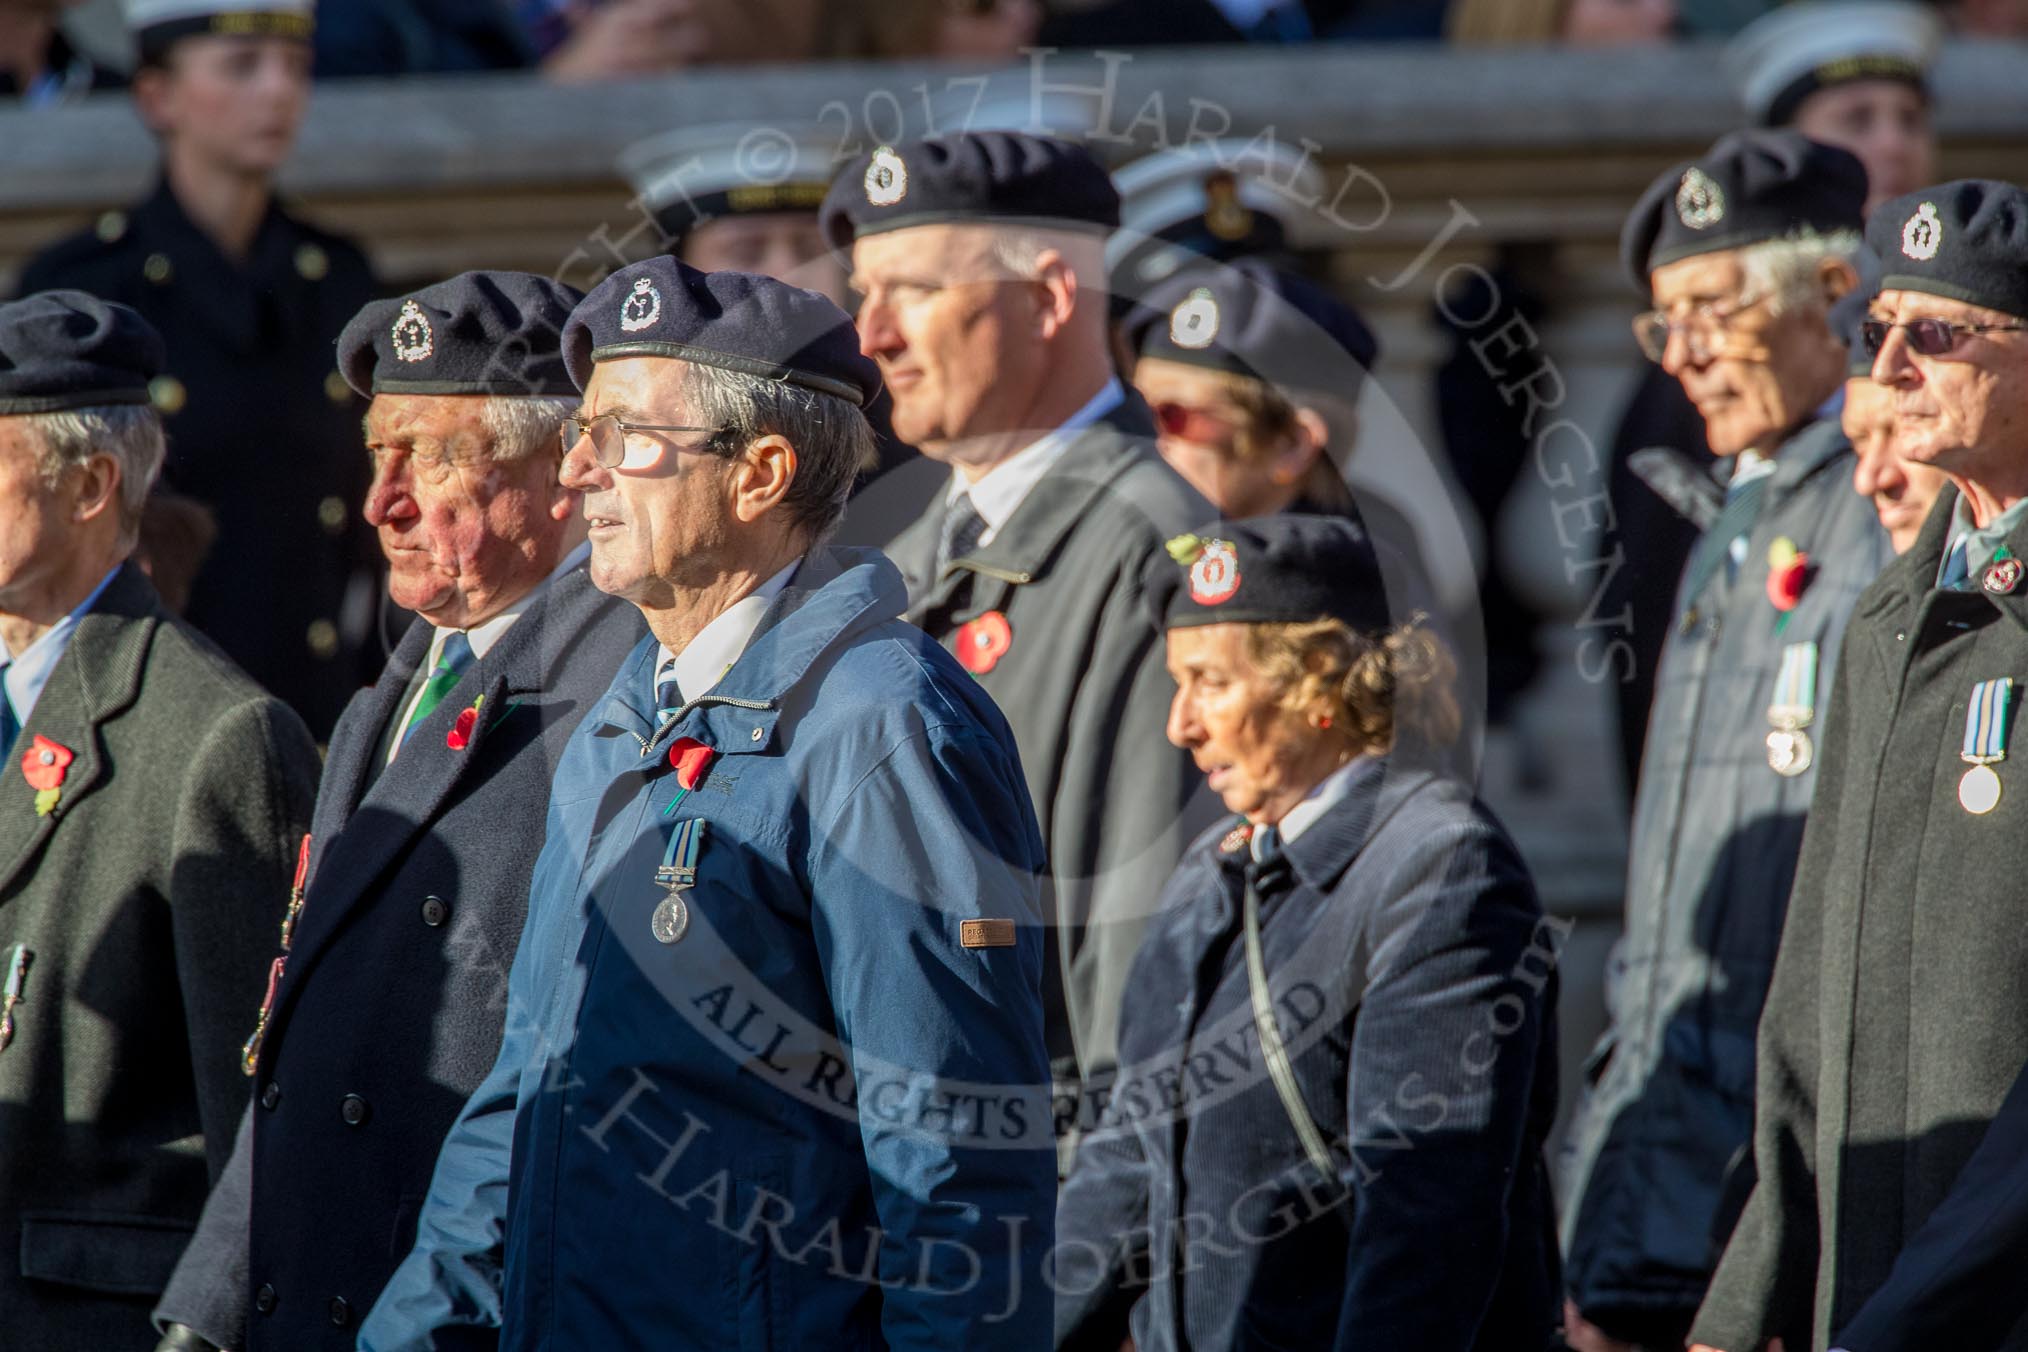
[255, 1284, 277, 1315]
[341, 1094, 370, 1126]
[260, 1083, 281, 1111]
[328, 1296, 351, 1326]
[420, 895, 450, 927]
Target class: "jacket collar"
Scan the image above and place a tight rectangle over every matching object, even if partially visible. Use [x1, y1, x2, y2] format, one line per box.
[1764, 416, 1851, 494]
[0, 564, 159, 897]
[591, 546, 910, 761]
[1207, 756, 1429, 898]
[1856, 484, 2028, 636]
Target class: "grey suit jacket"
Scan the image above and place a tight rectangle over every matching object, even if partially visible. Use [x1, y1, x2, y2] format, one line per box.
[0, 564, 320, 1352]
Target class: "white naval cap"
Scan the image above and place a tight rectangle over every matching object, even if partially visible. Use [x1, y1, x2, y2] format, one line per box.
[1724, 1, 1942, 127]
[618, 122, 837, 241]
[128, 0, 313, 60]
[1106, 138, 1330, 289]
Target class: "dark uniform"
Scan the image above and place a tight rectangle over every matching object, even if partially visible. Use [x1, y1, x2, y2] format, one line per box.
[0, 293, 320, 1351]
[18, 180, 379, 738]
[151, 272, 642, 1352]
[1560, 133, 1889, 1348]
[1694, 182, 2028, 1352]
[1056, 516, 1561, 1352]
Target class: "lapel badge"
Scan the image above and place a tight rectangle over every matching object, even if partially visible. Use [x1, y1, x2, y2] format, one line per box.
[1902, 201, 1942, 262]
[1675, 167, 1725, 230]
[390, 299, 434, 363]
[20, 735, 73, 817]
[619, 276, 662, 333]
[445, 695, 485, 750]
[1984, 557, 2023, 595]
[957, 611, 1013, 676]
[0, 944, 31, 1053]
[864, 146, 908, 207]
[1219, 822, 1254, 855]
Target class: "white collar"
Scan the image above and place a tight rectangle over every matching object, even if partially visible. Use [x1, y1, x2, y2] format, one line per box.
[654, 560, 799, 705]
[421, 541, 589, 670]
[1254, 756, 1365, 859]
[0, 565, 120, 731]
[945, 378, 1124, 543]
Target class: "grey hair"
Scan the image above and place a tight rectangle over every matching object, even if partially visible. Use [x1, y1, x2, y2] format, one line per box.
[27, 404, 166, 546]
[479, 394, 579, 463]
[1739, 227, 1864, 316]
[680, 363, 876, 540]
[987, 224, 1109, 286]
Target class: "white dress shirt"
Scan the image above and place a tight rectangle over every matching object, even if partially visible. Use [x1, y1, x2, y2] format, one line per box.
[1252, 756, 1365, 861]
[0, 566, 120, 732]
[651, 560, 799, 710]
[946, 378, 1124, 546]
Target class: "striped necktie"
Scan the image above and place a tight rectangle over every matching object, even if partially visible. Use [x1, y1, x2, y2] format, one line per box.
[0, 666, 16, 762]
[655, 660, 682, 725]
[937, 493, 988, 578]
[399, 630, 476, 748]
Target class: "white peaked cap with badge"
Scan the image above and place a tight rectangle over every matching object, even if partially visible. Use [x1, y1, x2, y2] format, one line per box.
[1107, 139, 1330, 284]
[618, 121, 837, 217]
[1723, 1, 1942, 126]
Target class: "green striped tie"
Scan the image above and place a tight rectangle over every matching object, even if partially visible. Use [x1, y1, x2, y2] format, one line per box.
[399, 631, 475, 748]
[0, 666, 16, 762]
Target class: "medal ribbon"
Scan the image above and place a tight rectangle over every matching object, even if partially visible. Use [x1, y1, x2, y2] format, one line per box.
[1768, 642, 1819, 727]
[657, 817, 705, 892]
[1963, 677, 2015, 764]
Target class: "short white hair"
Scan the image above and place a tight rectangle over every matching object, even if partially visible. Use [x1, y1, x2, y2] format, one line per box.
[987, 224, 1109, 286]
[1739, 227, 1864, 316]
[479, 394, 579, 463]
[25, 405, 166, 548]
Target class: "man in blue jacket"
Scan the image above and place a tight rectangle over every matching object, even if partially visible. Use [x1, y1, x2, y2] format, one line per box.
[362, 256, 1056, 1350]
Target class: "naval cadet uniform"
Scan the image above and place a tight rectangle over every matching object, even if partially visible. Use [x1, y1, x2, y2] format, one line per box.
[1055, 516, 1561, 1352]
[150, 273, 646, 1352]
[823, 133, 1217, 1139]
[0, 294, 322, 1351]
[1560, 132, 1891, 1348]
[362, 259, 1057, 1350]
[1694, 181, 2028, 1352]
[16, 1, 378, 737]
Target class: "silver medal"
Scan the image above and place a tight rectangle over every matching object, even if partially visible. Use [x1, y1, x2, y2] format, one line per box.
[650, 893, 690, 945]
[1961, 763, 2003, 815]
[1766, 728, 1813, 777]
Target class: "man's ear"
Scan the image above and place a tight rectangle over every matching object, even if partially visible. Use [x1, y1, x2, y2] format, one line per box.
[1032, 249, 1080, 342]
[70, 452, 123, 528]
[1818, 255, 1860, 308]
[730, 434, 797, 525]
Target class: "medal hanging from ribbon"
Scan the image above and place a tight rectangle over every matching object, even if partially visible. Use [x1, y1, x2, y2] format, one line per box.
[0, 944, 31, 1053]
[1959, 677, 2014, 816]
[1765, 642, 1819, 778]
[651, 817, 705, 945]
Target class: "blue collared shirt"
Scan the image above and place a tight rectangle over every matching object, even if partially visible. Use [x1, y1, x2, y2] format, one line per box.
[0, 566, 120, 730]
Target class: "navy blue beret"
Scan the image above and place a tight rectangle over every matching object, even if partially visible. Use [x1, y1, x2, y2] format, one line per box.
[1128, 259, 1379, 402]
[340, 271, 584, 399]
[563, 255, 878, 406]
[1621, 129, 1867, 292]
[0, 290, 164, 415]
[1868, 180, 2028, 321]
[820, 131, 1120, 253]
[1144, 513, 1393, 635]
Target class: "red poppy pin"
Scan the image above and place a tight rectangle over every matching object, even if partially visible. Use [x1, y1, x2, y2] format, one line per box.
[1766, 537, 1811, 616]
[445, 695, 484, 751]
[957, 611, 1013, 675]
[1167, 533, 1242, 606]
[20, 735, 72, 816]
[662, 738, 717, 817]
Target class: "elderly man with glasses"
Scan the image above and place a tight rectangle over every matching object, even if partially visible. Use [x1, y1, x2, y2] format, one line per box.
[1692, 178, 2028, 1352]
[1560, 130, 1890, 1352]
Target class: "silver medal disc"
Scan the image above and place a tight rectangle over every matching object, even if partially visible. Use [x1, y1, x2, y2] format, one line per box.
[1766, 728, 1813, 777]
[1961, 763, 2004, 815]
[650, 893, 690, 945]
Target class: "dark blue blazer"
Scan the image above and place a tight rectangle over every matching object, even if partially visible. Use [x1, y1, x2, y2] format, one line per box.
[1055, 757, 1562, 1352]
[154, 561, 642, 1351]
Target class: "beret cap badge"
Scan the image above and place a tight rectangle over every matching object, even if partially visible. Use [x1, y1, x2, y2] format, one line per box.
[1675, 167, 1726, 230]
[389, 299, 434, 364]
[619, 277, 663, 334]
[1902, 201, 1943, 262]
[864, 146, 908, 208]
[1168, 289, 1221, 350]
[1165, 533, 1242, 607]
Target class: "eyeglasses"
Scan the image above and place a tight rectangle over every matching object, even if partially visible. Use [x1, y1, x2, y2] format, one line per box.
[1860, 317, 2028, 357]
[560, 413, 718, 468]
[1153, 400, 1242, 446]
[1632, 290, 1773, 363]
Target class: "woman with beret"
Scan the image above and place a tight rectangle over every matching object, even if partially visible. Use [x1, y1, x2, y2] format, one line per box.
[1055, 513, 1560, 1352]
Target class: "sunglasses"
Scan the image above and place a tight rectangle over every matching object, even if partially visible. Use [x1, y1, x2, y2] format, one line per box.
[1152, 400, 1242, 445]
[1860, 317, 2028, 357]
[560, 414, 719, 468]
